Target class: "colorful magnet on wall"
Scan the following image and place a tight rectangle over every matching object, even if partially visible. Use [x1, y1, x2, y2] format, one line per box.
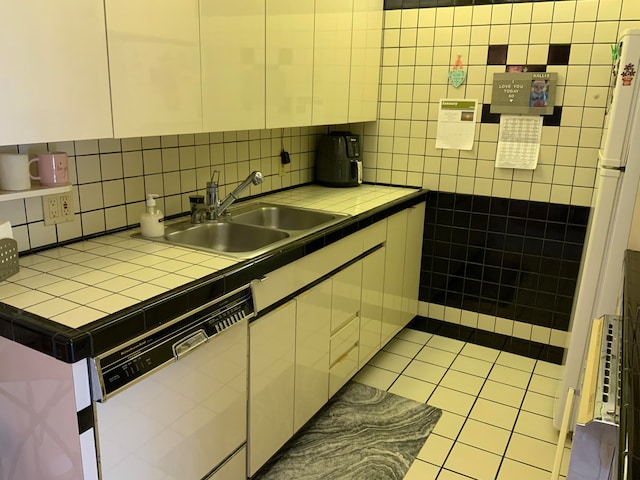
[621, 63, 636, 86]
[448, 54, 466, 88]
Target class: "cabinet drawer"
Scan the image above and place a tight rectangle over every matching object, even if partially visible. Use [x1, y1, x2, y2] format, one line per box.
[329, 343, 359, 397]
[251, 261, 296, 312]
[361, 219, 386, 251]
[330, 316, 359, 366]
[294, 231, 363, 287]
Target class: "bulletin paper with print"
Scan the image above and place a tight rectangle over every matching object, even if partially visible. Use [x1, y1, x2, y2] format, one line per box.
[496, 115, 543, 169]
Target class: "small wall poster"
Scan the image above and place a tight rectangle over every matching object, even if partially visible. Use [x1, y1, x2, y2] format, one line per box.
[490, 72, 557, 115]
[435, 99, 478, 150]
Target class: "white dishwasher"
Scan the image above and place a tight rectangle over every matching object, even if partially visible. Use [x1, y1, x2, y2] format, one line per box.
[90, 285, 253, 480]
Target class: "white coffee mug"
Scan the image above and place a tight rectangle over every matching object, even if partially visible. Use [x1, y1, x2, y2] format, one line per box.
[0, 153, 31, 191]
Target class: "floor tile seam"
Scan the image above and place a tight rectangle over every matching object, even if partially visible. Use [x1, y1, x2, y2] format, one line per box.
[494, 359, 536, 375]
[453, 434, 512, 458]
[430, 352, 506, 476]
[501, 449, 556, 474]
[437, 467, 476, 479]
[387, 337, 446, 394]
[491, 365, 542, 479]
[509, 428, 570, 449]
[421, 346, 470, 471]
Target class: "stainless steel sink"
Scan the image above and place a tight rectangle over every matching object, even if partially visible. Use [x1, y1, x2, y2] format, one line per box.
[135, 202, 348, 259]
[163, 221, 289, 253]
[231, 204, 341, 230]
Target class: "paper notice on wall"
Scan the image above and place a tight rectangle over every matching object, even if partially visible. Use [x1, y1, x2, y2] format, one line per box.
[435, 99, 478, 150]
[496, 115, 543, 169]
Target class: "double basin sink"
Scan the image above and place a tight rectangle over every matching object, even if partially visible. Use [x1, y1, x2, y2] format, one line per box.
[145, 203, 348, 259]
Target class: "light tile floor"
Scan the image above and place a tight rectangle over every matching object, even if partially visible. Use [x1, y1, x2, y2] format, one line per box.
[353, 328, 571, 480]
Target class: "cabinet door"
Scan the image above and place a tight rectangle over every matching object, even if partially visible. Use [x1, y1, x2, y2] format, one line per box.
[0, 0, 112, 145]
[105, 0, 202, 138]
[360, 247, 384, 367]
[402, 202, 425, 324]
[248, 301, 296, 476]
[381, 209, 408, 345]
[311, 0, 353, 126]
[201, 1, 265, 132]
[349, 0, 383, 123]
[265, 0, 314, 128]
[294, 280, 331, 432]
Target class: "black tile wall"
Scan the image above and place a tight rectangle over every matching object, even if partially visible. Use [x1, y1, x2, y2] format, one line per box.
[409, 316, 565, 363]
[421, 191, 590, 333]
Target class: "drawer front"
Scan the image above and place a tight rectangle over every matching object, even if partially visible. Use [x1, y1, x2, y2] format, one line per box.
[251, 261, 296, 312]
[329, 343, 359, 397]
[361, 219, 386, 251]
[330, 316, 359, 366]
[294, 230, 363, 287]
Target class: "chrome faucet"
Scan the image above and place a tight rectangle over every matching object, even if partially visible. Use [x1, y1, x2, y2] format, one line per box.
[191, 170, 263, 223]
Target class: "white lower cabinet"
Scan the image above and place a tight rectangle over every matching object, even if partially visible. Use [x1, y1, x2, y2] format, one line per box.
[381, 209, 409, 345]
[248, 202, 425, 473]
[294, 280, 331, 432]
[381, 203, 426, 345]
[248, 301, 296, 477]
[402, 203, 426, 324]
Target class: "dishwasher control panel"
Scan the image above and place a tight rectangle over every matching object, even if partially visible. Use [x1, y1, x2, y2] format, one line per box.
[91, 285, 254, 401]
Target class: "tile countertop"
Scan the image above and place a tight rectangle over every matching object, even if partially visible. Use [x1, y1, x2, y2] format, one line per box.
[0, 184, 426, 362]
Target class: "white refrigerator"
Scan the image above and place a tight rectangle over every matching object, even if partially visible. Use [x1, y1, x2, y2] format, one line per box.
[554, 29, 640, 429]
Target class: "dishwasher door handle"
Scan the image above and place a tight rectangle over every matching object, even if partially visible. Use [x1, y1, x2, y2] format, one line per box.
[173, 329, 209, 360]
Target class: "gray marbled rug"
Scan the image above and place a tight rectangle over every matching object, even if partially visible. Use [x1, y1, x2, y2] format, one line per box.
[253, 382, 442, 480]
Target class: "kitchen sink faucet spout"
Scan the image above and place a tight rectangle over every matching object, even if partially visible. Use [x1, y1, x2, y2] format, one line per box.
[191, 171, 263, 223]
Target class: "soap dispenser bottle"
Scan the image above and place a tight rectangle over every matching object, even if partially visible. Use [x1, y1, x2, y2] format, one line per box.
[140, 194, 164, 237]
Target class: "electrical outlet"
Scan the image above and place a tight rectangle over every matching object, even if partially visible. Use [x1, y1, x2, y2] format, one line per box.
[43, 193, 75, 225]
[43, 195, 60, 226]
[59, 193, 74, 220]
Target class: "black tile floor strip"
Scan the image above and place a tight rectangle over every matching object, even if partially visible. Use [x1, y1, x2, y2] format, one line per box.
[408, 316, 564, 365]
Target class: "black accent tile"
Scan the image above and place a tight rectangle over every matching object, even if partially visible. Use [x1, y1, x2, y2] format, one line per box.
[402, 0, 421, 7]
[542, 106, 563, 126]
[384, 0, 404, 9]
[420, 192, 589, 345]
[525, 64, 548, 72]
[548, 44, 572, 65]
[487, 45, 509, 65]
[77, 405, 94, 435]
[548, 203, 570, 223]
[53, 330, 92, 363]
[409, 316, 563, 364]
[568, 205, 591, 225]
[419, 0, 438, 6]
[87, 310, 146, 356]
[145, 292, 191, 330]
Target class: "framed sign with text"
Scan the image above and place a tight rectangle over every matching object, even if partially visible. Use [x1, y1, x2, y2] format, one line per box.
[490, 72, 557, 115]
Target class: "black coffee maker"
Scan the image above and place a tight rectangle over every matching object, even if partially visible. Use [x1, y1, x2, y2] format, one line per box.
[315, 132, 362, 187]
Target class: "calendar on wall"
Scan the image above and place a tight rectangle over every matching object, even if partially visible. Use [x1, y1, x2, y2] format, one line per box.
[495, 115, 543, 169]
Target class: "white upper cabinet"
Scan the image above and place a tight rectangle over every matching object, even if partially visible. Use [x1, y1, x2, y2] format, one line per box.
[349, 0, 383, 123]
[0, 0, 113, 146]
[105, 0, 203, 138]
[265, 0, 315, 129]
[201, 1, 265, 132]
[311, 0, 353, 126]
